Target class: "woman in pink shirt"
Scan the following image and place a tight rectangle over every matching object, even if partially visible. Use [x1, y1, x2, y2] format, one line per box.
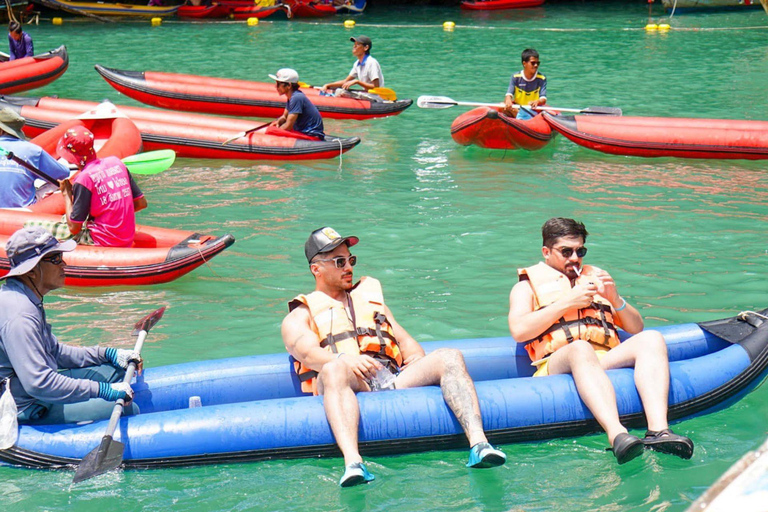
[57, 126, 148, 247]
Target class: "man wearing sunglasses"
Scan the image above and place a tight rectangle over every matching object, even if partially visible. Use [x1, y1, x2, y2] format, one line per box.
[507, 217, 693, 465]
[282, 227, 505, 487]
[0, 227, 142, 426]
[502, 48, 547, 121]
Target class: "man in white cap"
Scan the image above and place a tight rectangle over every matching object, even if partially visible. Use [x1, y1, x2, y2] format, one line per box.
[269, 68, 325, 140]
[0, 108, 70, 209]
[282, 227, 506, 488]
[321, 36, 384, 94]
[0, 227, 141, 424]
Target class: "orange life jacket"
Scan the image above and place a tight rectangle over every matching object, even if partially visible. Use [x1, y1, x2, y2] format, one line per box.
[518, 262, 620, 361]
[288, 276, 403, 394]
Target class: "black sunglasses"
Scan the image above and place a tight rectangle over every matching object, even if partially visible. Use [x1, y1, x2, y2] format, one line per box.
[42, 252, 64, 265]
[527, 60, 541, 66]
[314, 255, 357, 269]
[555, 246, 587, 259]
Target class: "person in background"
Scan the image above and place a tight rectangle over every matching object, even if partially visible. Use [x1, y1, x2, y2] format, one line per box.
[503, 48, 546, 121]
[0, 227, 141, 425]
[282, 227, 506, 487]
[269, 68, 325, 140]
[0, 108, 70, 209]
[7, 21, 33, 60]
[321, 36, 383, 94]
[507, 217, 694, 464]
[57, 126, 147, 247]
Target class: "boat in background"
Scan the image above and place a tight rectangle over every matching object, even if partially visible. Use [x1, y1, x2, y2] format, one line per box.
[661, 0, 764, 12]
[0, 209, 235, 287]
[460, 0, 545, 10]
[334, 0, 365, 14]
[95, 65, 412, 120]
[285, 0, 335, 17]
[543, 113, 768, 160]
[1, 95, 361, 161]
[32, 0, 181, 17]
[0, 309, 766, 469]
[451, 107, 554, 151]
[0, 46, 68, 95]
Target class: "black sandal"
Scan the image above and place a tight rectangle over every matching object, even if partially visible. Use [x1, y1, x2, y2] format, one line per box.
[643, 428, 694, 459]
[607, 433, 644, 464]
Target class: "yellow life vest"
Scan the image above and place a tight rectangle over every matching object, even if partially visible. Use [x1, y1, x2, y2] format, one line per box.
[288, 276, 403, 394]
[518, 262, 620, 362]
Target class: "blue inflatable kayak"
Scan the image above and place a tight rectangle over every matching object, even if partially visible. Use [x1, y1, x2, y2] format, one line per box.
[1, 309, 766, 470]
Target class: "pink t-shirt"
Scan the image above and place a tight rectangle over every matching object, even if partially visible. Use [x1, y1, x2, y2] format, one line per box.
[70, 156, 143, 247]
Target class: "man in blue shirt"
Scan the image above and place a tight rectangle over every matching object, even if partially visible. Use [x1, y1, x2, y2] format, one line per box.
[0, 108, 70, 208]
[269, 68, 325, 140]
[8, 21, 33, 60]
[0, 227, 140, 424]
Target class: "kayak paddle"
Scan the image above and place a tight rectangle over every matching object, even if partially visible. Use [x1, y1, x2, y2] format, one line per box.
[298, 81, 397, 101]
[0, 147, 60, 186]
[222, 122, 271, 146]
[122, 150, 176, 175]
[72, 307, 166, 484]
[416, 95, 622, 115]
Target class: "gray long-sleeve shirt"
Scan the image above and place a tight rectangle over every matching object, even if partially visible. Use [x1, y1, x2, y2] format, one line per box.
[0, 278, 106, 413]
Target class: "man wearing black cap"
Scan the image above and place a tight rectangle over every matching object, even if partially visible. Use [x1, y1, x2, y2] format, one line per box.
[0, 227, 141, 425]
[281, 227, 505, 488]
[321, 36, 384, 94]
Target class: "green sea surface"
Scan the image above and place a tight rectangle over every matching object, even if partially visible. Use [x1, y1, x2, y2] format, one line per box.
[2, 2, 768, 510]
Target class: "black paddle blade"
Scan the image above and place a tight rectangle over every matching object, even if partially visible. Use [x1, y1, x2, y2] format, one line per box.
[132, 306, 166, 336]
[583, 106, 622, 116]
[72, 435, 125, 484]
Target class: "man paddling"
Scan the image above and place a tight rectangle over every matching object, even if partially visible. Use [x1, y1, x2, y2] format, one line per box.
[0, 108, 70, 209]
[321, 35, 384, 95]
[507, 217, 694, 464]
[282, 227, 506, 487]
[503, 48, 547, 120]
[0, 227, 141, 425]
[269, 68, 325, 140]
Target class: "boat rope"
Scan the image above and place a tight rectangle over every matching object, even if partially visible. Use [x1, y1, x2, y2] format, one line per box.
[739, 310, 768, 321]
[195, 245, 220, 277]
[336, 138, 343, 173]
[669, 0, 677, 19]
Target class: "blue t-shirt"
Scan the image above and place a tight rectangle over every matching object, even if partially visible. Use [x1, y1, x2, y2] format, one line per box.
[8, 32, 34, 60]
[287, 90, 325, 139]
[0, 135, 71, 208]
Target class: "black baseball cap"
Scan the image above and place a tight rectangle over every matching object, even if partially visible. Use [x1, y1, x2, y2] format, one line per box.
[350, 36, 372, 50]
[305, 227, 359, 263]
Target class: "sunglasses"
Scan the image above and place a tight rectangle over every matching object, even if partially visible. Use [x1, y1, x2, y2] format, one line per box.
[314, 255, 357, 269]
[276, 82, 289, 87]
[554, 246, 587, 258]
[527, 61, 541, 66]
[42, 253, 64, 265]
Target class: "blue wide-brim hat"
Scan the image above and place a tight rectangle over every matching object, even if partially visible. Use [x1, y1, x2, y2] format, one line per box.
[2, 227, 76, 280]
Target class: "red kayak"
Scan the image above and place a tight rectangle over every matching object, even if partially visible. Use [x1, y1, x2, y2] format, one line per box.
[177, 4, 234, 18]
[461, 0, 545, 10]
[231, 4, 291, 19]
[95, 65, 412, 120]
[0, 210, 235, 287]
[543, 113, 768, 160]
[0, 46, 68, 94]
[285, 0, 336, 17]
[1, 95, 360, 161]
[451, 107, 554, 151]
[29, 103, 144, 215]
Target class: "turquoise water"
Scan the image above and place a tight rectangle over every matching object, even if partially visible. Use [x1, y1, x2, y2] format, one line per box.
[2, 2, 768, 510]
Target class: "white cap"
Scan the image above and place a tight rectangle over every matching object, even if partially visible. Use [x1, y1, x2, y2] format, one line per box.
[268, 68, 299, 84]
